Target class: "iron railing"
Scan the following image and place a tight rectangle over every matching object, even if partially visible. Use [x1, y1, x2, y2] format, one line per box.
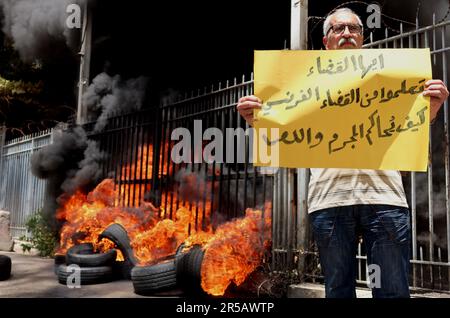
[0, 129, 53, 238]
[84, 75, 273, 240]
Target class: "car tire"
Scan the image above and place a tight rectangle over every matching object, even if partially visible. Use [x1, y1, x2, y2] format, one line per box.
[131, 257, 177, 295]
[176, 246, 206, 295]
[57, 264, 113, 285]
[54, 254, 66, 275]
[0, 255, 12, 281]
[66, 243, 117, 267]
[99, 224, 138, 265]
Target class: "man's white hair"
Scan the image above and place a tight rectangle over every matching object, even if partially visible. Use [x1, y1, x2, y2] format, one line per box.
[323, 8, 363, 36]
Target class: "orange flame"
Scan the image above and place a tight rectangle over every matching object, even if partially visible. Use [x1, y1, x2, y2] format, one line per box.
[56, 179, 157, 259]
[56, 178, 215, 265]
[200, 204, 272, 296]
[56, 142, 272, 294]
[119, 143, 172, 206]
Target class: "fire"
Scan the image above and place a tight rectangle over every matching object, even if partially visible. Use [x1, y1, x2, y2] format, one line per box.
[200, 204, 272, 296]
[56, 178, 216, 266]
[120, 145, 154, 182]
[130, 207, 189, 264]
[56, 179, 157, 259]
[129, 200, 215, 265]
[119, 143, 172, 206]
[56, 141, 272, 295]
[183, 231, 214, 249]
[119, 144, 153, 207]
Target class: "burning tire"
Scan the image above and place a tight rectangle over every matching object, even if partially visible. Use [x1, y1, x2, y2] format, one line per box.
[54, 254, 66, 275]
[131, 257, 177, 295]
[68, 243, 93, 254]
[176, 246, 206, 295]
[99, 224, 138, 265]
[66, 243, 117, 267]
[57, 264, 113, 285]
[0, 255, 12, 281]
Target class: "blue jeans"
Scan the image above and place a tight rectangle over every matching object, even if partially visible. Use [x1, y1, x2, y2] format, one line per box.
[310, 205, 411, 298]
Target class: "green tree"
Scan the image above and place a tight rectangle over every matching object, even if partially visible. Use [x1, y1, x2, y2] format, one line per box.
[20, 210, 58, 257]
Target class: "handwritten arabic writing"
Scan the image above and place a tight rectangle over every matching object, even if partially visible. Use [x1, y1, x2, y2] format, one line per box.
[307, 54, 384, 79]
[263, 106, 428, 154]
[253, 49, 432, 171]
[262, 78, 425, 115]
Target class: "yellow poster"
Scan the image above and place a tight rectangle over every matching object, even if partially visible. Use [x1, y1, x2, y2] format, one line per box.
[253, 49, 431, 171]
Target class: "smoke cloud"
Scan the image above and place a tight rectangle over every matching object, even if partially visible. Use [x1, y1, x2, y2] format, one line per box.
[83, 72, 149, 131]
[0, 0, 82, 62]
[175, 167, 211, 204]
[61, 138, 106, 194]
[31, 126, 106, 224]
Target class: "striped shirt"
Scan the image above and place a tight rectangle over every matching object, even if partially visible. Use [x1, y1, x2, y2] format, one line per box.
[307, 168, 409, 213]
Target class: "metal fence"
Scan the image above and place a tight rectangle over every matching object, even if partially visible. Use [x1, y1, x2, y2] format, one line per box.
[83, 112, 160, 208]
[85, 75, 273, 240]
[158, 76, 272, 222]
[0, 128, 53, 238]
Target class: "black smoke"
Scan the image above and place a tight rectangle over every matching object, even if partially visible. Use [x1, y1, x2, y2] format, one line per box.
[83, 72, 149, 131]
[31, 126, 105, 228]
[0, 0, 83, 62]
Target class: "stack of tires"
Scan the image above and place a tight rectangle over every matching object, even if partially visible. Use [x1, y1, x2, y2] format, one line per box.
[0, 255, 11, 281]
[54, 254, 66, 275]
[131, 245, 206, 296]
[56, 223, 139, 285]
[54, 222, 210, 295]
[57, 243, 117, 285]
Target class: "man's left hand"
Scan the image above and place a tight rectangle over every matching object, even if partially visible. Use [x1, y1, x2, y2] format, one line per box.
[422, 79, 449, 123]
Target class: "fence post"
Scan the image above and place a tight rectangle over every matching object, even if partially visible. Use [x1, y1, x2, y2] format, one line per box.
[291, 0, 310, 279]
[0, 125, 5, 210]
[24, 135, 36, 238]
[0, 125, 5, 179]
[296, 168, 310, 278]
[76, 1, 92, 125]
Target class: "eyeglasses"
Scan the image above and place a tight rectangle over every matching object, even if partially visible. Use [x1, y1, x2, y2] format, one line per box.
[327, 23, 362, 35]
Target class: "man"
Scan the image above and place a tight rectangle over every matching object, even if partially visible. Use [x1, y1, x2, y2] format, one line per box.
[237, 8, 449, 298]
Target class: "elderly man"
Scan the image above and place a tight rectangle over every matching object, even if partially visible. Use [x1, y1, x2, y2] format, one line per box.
[237, 8, 449, 298]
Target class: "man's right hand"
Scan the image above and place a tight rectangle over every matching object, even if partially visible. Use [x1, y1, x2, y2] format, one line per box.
[236, 95, 262, 126]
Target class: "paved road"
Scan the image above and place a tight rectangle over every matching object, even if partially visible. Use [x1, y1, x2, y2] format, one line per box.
[0, 252, 182, 298]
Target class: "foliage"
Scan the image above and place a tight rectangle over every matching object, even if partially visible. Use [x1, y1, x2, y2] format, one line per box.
[20, 210, 58, 257]
[0, 76, 43, 96]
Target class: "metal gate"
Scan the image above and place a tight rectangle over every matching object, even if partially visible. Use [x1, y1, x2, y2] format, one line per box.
[85, 75, 273, 236]
[0, 128, 53, 238]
